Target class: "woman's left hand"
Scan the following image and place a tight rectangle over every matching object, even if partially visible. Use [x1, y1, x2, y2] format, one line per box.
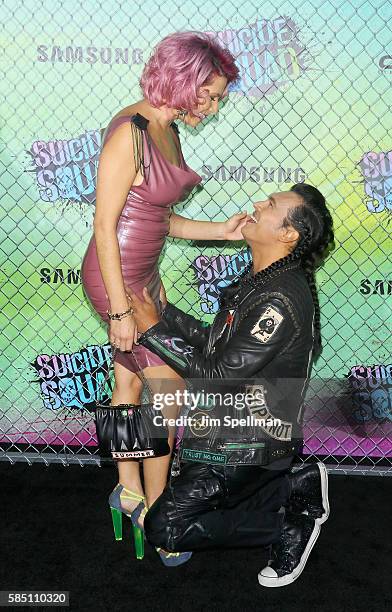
[126, 287, 160, 334]
[223, 212, 250, 240]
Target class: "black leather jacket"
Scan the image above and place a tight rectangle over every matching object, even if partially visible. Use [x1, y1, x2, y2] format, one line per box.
[139, 260, 315, 465]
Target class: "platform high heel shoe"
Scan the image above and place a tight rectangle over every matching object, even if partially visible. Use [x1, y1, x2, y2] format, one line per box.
[156, 548, 193, 567]
[108, 484, 147, 560]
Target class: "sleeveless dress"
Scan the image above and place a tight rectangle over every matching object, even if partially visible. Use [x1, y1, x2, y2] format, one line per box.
[81, 112, 202, 372]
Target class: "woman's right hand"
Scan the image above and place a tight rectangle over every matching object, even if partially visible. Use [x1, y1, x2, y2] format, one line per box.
[109, 315, 138, 352]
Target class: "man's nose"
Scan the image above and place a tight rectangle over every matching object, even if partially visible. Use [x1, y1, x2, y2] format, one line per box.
[254, 200, 268, 209]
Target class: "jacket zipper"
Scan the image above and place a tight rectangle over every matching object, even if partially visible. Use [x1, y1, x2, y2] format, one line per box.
[206, 306, 231, 355]
[207, 286, 257, 355]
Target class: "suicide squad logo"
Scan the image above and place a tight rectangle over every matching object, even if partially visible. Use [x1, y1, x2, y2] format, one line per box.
[28, 129, 102, 206]
[359, 150, 392, 214]
[192, 250, 251, 313]
[349, 364, 392, 422]
[32, 344, 113, 411]
[207, 16, 312, 98]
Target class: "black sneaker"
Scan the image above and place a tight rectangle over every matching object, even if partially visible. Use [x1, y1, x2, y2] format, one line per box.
[258, 510, 320, 587]
[289, 462, 329, 524]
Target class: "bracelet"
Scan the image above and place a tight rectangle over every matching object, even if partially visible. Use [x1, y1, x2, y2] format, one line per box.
[107, 306, 134, 321]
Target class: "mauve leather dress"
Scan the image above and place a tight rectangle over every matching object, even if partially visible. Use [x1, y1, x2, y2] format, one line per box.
[81, 113, 202, 372]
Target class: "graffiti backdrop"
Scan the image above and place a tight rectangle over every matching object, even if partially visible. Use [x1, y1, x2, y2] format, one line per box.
[0, 0, 391, 468]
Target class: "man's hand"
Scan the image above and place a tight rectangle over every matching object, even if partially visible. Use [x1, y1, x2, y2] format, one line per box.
[126, 287, 160, 334]
[223, 212, 250, 240]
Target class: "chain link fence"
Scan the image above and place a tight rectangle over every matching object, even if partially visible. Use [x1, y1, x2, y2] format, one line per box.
[0, 0, 391, 473]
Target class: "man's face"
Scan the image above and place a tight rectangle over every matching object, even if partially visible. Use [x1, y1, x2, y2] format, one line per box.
[180, 74, 228, 128]
[242, 190, 303, 247]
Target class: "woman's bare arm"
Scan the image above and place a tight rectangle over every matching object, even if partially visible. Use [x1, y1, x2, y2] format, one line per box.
[93, 122, 137, 313]
[168, 212, 225, 240]
[93, 121, 138, 351]
[169, 211, 248, 241]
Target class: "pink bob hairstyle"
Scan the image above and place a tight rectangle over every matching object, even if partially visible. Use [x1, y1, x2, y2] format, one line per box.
[140, 31, 239, 111]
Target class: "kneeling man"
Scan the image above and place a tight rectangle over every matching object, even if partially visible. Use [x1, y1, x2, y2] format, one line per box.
[129, 183, 333, 586]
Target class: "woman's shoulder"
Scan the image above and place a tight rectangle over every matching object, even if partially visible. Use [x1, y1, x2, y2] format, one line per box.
[102, 104, 149, 148]
[109, 103, 149, 131]
[109, 104, 180, 134]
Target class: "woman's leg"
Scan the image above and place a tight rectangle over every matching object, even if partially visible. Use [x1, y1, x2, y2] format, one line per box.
[141, 364, 185, 509]
[111, 361, 145, 510]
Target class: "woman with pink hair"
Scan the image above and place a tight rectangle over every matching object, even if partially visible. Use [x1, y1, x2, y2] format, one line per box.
[81, 31, 242, 564]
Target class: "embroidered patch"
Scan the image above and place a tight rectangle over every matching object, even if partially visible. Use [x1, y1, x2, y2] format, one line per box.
[181, 448, 227, 465]
[251, 306, 284, 343]
[189, 412, 213, 438]
[245, 384, 292, 441]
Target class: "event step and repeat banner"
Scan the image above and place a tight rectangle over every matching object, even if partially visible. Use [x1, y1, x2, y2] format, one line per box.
[0, 0, 391, 469]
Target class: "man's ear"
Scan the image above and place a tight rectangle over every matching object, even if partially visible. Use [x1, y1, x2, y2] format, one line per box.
[278, 225, 299, 246]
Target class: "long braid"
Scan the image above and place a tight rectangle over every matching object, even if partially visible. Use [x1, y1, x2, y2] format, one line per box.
[286, 184, 335, 357]
[239, 225, 312, 283]
[221, 227, 313, 305]
[303, 259, 321, 353]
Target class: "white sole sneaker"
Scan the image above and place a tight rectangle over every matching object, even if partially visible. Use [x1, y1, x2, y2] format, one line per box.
[258, 521, 321, 588]
[316, 462, 330, 525]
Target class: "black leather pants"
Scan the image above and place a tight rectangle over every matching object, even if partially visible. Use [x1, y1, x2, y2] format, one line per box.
[144, 457, 292, 552]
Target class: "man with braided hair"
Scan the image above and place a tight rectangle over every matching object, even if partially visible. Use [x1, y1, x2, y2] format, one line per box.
[128, 183, 334, 585]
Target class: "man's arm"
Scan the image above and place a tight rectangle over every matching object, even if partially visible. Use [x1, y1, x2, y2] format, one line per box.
[138, 297, 295, 381]
[161, 303, 210, 351]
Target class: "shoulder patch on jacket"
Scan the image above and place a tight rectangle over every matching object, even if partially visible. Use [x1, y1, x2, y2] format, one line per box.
[250, 306, 284, 343]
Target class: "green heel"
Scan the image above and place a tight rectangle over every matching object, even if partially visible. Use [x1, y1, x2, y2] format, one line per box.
[110, 506, 123, 541]
[108, 484, 147, 560]
[132, 524, 145, 560]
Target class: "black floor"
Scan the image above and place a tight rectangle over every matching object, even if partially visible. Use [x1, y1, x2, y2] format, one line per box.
[1, 462, 391, 612]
